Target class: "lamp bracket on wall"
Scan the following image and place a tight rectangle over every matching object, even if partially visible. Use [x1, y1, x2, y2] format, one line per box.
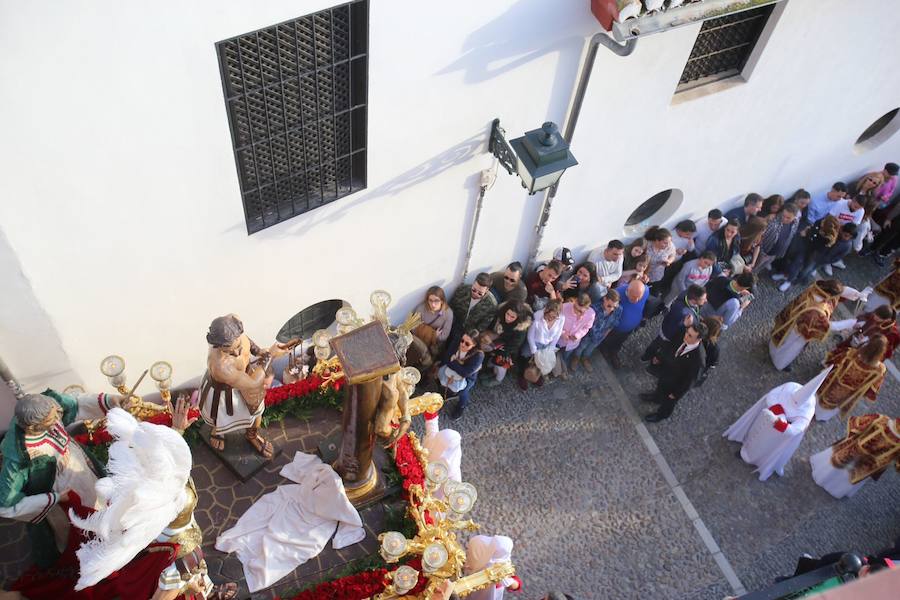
[488, 119, 518, 177]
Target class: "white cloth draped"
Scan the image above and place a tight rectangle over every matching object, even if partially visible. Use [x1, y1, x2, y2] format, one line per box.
[724, 369, 830, 481]
[215, 452, 365, 592]
[465, 535, 516, 600]
[810, 447, 866, 498]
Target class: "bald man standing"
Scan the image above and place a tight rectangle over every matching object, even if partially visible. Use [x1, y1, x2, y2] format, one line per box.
[599, 279, 650, 369]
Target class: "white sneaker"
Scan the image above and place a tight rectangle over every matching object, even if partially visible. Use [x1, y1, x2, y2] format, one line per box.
[832, 260, 847, 269]
[809, 270, 819, 279]
[778, 281, 792, 292]
[771, 273, 786, 281]
[823, 264, 833, 276]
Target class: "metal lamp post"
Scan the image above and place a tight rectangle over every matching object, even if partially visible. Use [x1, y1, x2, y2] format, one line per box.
[489, 119, 578, 194]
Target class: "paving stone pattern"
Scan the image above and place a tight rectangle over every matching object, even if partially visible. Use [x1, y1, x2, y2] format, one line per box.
[604, 254, 900, 595]
[2, 254, 899, 599]
[442, 254, 900, 599]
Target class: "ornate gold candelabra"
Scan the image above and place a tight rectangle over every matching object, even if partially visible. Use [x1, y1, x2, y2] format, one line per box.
[83, 355, 174, 439]
[374, 431, 515, 599]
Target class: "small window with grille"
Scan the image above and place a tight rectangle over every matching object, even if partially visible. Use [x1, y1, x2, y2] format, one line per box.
[677, 4, 774, 92]
[276, 299, 346, 342]
[217, 1, 368, 234]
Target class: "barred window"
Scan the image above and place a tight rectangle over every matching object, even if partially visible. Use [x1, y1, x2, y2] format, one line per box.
[217, 1, 368, 234]
[277, 299, 345, 342]
[678, 5, 774, 90]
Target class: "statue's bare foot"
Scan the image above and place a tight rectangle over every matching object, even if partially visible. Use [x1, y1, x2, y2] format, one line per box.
[210, 434, 225, 451]
[245, 428, 273, 459]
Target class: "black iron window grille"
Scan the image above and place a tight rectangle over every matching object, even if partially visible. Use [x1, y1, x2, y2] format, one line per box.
[217, 1, 368, 234]
[678, 5, 774, 89]
[276, 299, 345, 342]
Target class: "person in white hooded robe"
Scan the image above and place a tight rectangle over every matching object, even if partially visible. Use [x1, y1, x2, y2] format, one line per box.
[464, 535, 522, 600]
[422, 409, 462, 498]
[724, 367, 833, 481]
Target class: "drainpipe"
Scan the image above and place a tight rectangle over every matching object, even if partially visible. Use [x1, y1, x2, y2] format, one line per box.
[459, 183, 489, 282]
[525, 33, 637, 270]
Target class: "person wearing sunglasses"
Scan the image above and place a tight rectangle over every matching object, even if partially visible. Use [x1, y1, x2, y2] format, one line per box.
[437, 330, 485, 421]
[489, 261, 527, 304]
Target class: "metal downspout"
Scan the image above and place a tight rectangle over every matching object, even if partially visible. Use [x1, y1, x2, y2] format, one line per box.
[525, 34, 637, 269]
[460, 183, 489, 282]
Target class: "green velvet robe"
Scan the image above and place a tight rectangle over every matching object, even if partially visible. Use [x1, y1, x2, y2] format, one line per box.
[0, 389, 106, 567]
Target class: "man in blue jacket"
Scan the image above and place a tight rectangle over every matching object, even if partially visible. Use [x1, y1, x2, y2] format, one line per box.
[599, 280, 649, 369]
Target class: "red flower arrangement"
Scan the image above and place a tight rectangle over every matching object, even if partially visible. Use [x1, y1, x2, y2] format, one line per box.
[283, 568, 389, 600]
[265, 373, 345, 406]
[392, 433, 426, 496]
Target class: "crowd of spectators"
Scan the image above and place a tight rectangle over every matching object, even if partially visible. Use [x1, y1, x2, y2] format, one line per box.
[410, 163, 899, 422]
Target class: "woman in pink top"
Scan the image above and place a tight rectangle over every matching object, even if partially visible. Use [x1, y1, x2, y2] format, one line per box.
[875, 162, 898, 209]
[555, 292, 596, 379]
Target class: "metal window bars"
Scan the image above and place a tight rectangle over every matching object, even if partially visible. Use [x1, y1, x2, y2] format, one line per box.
[678, 4, 774, 87]
[217, 1, 368, 234]
[276, 299, 345, 342]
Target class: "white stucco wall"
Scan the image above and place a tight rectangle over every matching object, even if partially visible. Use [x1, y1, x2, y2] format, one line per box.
[542, 0, 900, 255]
[1, 0, 899, 391]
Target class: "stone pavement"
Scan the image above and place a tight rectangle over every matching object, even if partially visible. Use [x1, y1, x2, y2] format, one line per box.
[2, 255, 899, 599]
[448, 252, 900, 599]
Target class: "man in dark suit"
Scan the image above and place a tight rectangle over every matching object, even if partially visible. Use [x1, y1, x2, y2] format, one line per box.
[642, 322, 708, 423]
[640, 284, 706, 361]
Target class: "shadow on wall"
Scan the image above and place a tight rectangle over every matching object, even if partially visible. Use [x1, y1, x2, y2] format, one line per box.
[247, 130, 488, 241]
[435, 0, 588, 125]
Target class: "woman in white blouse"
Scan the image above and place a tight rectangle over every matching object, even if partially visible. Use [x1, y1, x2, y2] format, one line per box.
[517, 299, 565, 390]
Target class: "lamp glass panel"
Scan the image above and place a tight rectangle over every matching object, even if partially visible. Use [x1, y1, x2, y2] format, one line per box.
[515, 155, 534, 191]
[532, 170, 565, 192]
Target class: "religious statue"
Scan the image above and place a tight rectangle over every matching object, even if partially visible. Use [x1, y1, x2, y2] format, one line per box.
[0, 383, 126, 568]
[68, 403, 237, 600]
[198, 314, 294, 458]
[328, 321, 405, 496]
[321, 295, 442, 501]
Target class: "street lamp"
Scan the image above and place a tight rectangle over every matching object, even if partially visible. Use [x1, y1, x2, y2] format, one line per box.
[489, 119, 578, 194]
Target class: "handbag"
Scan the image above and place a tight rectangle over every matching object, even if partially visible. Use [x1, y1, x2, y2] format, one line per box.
[413, 323, 439, 347]
[729, 254, 747, 275]
[523, 361, 542, 383]
[438, 365, 467, 393]
[533, 346, 557, 375]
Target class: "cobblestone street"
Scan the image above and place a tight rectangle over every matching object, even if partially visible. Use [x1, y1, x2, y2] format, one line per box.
[452, 253, 900, 599]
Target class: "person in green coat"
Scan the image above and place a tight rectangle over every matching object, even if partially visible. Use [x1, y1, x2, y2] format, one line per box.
[0, 384, 124, 567]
